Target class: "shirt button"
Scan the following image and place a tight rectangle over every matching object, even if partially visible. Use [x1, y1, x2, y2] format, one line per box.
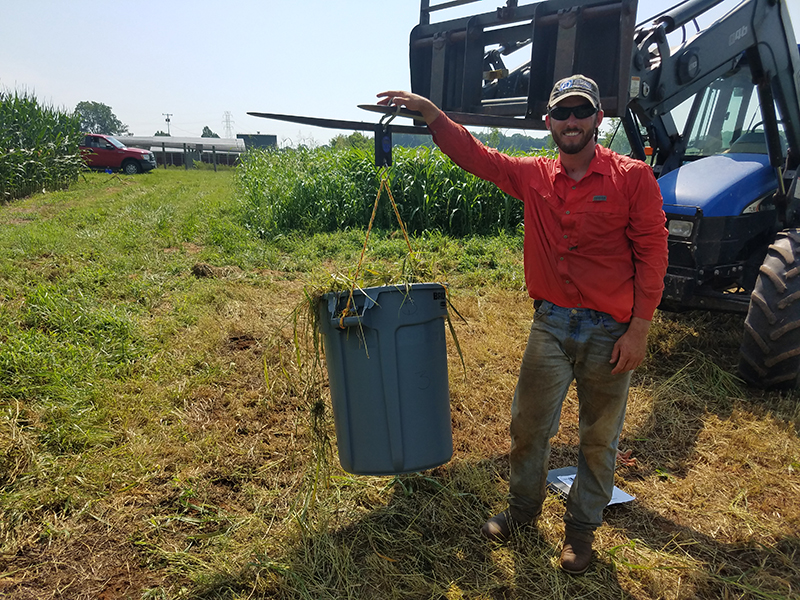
[565, 210, 570, 215]
[565, 280, 570, 284]
[563, 234, 568, 239]
[572, 186, 576, 190]
[577, 303, 582, 307]
[559, 257, 564, 261]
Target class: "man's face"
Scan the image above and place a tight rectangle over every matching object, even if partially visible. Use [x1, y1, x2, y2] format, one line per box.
[546, 96, 603, 155]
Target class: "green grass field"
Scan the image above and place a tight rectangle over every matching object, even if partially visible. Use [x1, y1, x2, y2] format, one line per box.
[1, 168, 799, 599]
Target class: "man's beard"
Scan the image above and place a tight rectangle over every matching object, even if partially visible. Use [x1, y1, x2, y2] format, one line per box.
[553, 126, 595, 155]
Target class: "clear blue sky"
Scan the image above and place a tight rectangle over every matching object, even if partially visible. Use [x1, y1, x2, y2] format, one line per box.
[2, 1, 798, 145]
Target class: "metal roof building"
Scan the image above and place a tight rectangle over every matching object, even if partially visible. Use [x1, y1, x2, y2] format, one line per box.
[117, 135, 246, 153]
[114, 134, 275, 168]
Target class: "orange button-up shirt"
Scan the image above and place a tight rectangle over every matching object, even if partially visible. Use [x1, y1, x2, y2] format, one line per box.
[429, 112, 668, 323]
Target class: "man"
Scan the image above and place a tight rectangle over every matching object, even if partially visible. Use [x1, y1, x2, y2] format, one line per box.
[378, 75, 668, 575]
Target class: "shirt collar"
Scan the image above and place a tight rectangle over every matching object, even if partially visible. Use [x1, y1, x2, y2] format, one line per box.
[554, 144, 612, 177]
[589, 144, 614, 176]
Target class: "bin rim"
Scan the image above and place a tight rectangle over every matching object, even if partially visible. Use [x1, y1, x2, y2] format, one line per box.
[320, 282, 450, 329]
[321, 281, 448, 300]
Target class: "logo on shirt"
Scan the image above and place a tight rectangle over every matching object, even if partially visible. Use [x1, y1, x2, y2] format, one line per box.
[592, 195, 607, 202]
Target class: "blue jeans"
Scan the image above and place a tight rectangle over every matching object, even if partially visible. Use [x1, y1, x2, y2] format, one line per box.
[508, 301, 632, 535]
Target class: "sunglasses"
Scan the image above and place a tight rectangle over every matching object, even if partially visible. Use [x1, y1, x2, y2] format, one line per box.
[548, 104, 597, 121]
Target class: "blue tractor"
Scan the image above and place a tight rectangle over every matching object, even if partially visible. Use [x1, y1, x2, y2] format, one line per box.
[624, 0, 800, 388]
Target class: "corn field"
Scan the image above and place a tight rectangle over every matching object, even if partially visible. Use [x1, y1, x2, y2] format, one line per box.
[235, 144, 548, 237]
[0, 90, 84, 202]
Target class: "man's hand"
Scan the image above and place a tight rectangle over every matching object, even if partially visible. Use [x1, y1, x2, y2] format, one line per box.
[377, 91, 441, 125]
[610, 316, 651, 374]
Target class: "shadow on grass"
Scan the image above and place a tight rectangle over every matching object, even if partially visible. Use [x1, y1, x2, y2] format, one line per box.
[191, 458, 636, 599]
[187, 445, 798, 599]
[222, 420, 798, 599]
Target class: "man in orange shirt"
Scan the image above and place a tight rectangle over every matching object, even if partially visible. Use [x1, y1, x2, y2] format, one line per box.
[378, 75, 668, 575]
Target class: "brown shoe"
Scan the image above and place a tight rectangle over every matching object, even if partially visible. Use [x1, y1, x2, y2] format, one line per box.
[480, 510, 533, 542]
[560, 533, 594, 575]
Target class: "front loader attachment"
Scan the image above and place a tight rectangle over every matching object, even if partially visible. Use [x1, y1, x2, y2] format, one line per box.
[411, 0, 638, 129]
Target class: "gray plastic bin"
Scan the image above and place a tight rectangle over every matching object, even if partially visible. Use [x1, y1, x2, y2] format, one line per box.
[319, 283, 453, 475]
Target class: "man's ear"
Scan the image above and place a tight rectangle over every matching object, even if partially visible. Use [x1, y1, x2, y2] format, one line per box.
[545, 114, 551, 131]
[595, 110, 604, 129]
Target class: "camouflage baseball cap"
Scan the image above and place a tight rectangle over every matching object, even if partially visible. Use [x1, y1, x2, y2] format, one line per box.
[548, 75, 601, 110]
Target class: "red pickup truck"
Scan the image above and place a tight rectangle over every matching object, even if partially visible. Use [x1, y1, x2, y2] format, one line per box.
[80, 134, 157, 174]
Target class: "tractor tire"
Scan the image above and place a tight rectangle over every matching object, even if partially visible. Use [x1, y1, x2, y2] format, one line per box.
[738, 229, 800, 389]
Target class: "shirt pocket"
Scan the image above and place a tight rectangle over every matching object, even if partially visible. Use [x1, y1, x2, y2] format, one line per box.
[572, 190, 630, 255]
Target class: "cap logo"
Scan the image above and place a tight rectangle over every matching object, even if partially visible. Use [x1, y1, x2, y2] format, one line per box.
[559, 78, 593, 92]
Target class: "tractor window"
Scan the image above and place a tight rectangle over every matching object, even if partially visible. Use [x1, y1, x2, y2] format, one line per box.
[684, 67, 760, 156]
[684, 66, 786, 157]
[721, 86, 750, 147]
[726, 88, 771, 154]
[670, 95, 696, 136]
[685, 86, 723, 156]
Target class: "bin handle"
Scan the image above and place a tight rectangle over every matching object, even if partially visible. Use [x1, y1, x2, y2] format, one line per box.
[335, 315, 361, 328]
[330, 291, 377, 329]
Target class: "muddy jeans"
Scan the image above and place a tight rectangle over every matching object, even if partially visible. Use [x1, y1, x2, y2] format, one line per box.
[508, 300, 632, 534]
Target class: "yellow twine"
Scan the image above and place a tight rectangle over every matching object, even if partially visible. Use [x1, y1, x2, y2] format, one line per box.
[338, 169, 414, 329]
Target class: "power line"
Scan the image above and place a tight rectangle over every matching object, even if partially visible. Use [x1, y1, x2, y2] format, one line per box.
[162, 113, 173, 135]
[222, 111, 234, 138]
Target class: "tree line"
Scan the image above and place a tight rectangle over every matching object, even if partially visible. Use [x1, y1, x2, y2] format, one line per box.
[75, 101, 220, 138]
[329, 129, 550, 153]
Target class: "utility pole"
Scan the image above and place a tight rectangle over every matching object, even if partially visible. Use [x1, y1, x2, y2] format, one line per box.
[222, 111, 234, 139]
[162, 113, 173, 136]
